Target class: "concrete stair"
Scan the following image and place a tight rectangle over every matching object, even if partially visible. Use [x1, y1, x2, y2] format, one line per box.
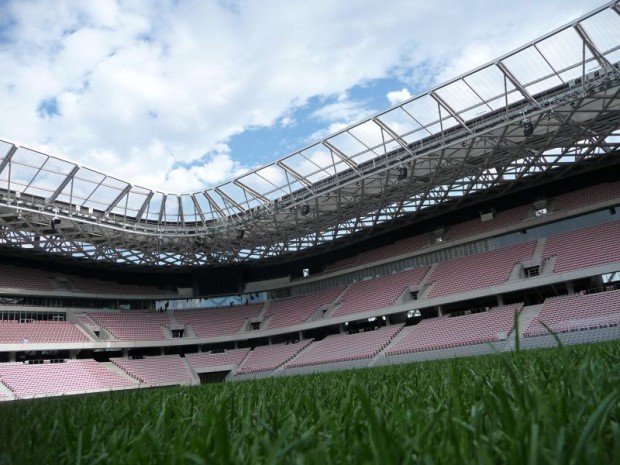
[369, 325, 415, 366]
[505, 303, 544, 350]
[100, 362, 141, 384]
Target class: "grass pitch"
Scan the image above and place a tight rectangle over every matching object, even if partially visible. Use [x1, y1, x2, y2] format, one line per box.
[1, 341, 619, 465]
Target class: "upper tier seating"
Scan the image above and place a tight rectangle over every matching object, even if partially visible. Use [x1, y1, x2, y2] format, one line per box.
[185, 348, 250, 369]
[552, 181, 620, 213]
[111, 355, 194, 386]
[65, 275, 171, 295]
[88, 312, 171, 341]
[286, 325, 402, 368]
[0, 264, 55, 291]
[264, 287, 345, 329]
[236, 340, 312, 374]
[175, 304, 264, 338]
[386, 304, 523, 355]
[524, 289, 620, 337]
[0, 321, 90, 344]
[0, 360, 135, 399]
[543, 220, 620, 274]
[447, 205, 529, 242]
[332, 266, 430, 318]
[427, 242, 536, 299]
[355, 234, 429, 267]
[325, 255, 361, 272]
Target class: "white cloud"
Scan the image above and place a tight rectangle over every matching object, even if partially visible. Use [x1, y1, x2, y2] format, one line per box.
[0, 0, 605, 194]
[386, 88, 412, 106]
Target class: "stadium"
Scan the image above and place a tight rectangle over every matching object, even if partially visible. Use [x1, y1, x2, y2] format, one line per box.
[1, 2, 620, 463]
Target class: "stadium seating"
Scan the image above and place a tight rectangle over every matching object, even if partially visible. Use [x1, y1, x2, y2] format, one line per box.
[426, 242, 536, 299]
[0, 321, 90, 344]
[88, 312, 172, 341]
[185, 348, 250, 369]
[264, 287, 345, 329]
[524, 289, 620, 337]
[65, 275, 171, 295]
[174, 304, 264, 338]
[355, 234, 429, 266]
[286, 325, 402, 368]
[543, 220, 620, 273]
[111, 355, 194, 386]
[447, 205, 529, 242]
[386, 304, 522, 355]
[0, 360, 135, 399]
[552, 181, 620, 213]
[236, 340, 312, 374]
[332, 266, 430, 318]
[0, 264, 55, 291]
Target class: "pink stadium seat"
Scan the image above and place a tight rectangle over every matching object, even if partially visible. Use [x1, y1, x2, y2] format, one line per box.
[543, 220, 620, 274]
[0, 321, 91, 344]
[111, 355, 193, 386]
[332, 266, 430, 318]
[552, 181, 620, 213]
[88, 312, 172, 341]
[265, 287, 345, 329]
[525, 289, 620, 337]
[185, 348, 250, 369]
[286, 325, 402, 368]
[237, 340, 312, 374]
[0, 360, 135, 399]
[447, 205, 529, 242]
[386, 304, 522, 355]
[427, 242, 535, 299]
[175, 304, 264, 338]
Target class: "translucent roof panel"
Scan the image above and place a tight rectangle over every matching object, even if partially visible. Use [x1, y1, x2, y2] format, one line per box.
[581, 8, 620, 56]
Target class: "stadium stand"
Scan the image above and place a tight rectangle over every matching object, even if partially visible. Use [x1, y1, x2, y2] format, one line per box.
[0, 360, 135, 399]
[88, 312, 171, 341]
[185, 348, 250, 369]
[332, 266, 430, 318]
[0, 320, 90, 344]
[543, 220, 620, 274]
[65, 275, 171, 295]
[524, 289, 620, 337]
[264, 286, 345, 329]
[447, 205, 529, 242]
[426, 242, 536, 299]
[386, 304, 522, 355]
[236, 340, 312, 374]
[552, 181, 620, 213]
[325, 255, 360, 272]
[0, 264, 55, 291]
[111, 355, 194, 386]
[286, 325, 402, 368]
[175, 304, 264, 338]
[355, 234, 429, 266]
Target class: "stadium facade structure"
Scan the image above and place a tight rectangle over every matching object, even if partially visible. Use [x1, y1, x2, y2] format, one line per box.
[1, 2, 620, 398]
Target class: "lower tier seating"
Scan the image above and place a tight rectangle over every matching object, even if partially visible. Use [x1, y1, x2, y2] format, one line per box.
[386, 304, 523, 355]
[236, 340, 312, 374]
[111, 355, 193, 386]
[0, 360, 135, 399]
[286, 325, 402, 368]
[525, 289, 620, 337]
[185, 348, 250, 369]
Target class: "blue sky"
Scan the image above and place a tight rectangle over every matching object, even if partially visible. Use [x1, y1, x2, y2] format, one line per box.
[0, 0, 605, 193]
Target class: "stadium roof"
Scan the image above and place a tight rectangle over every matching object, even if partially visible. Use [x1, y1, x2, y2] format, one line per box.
[0, 1, 620, 268]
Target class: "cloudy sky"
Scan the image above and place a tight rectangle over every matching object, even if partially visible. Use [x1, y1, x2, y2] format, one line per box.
[0, 0, 604, 193]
